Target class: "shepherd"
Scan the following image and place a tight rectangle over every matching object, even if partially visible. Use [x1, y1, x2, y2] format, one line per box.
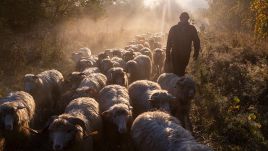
[165, 12, 200, 76]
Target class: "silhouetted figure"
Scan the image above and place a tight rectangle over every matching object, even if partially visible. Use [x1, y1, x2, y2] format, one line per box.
[165, 12, 200, 76]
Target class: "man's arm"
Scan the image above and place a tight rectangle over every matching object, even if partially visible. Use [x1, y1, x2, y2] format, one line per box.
[192, 27, 200, 60]
[166, 27, 174, 61]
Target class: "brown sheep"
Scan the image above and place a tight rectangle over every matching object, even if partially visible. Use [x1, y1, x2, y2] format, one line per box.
[140, 47, 153, 61]
[74, 73, 107, 99]
[0, 91, 37, 151]
[157, 73, 196, 131]
[153, 48, 166, 76]
[99, 85, 133, 149]
[42, 97, 102, 151]
[107, 67, 128, 87]
[128, 80, 175, 117]
[125, 55, 152, 83]
[131, 111, 212, 151]
[24, 69, 64, 126]
[71, 47, 92, 64]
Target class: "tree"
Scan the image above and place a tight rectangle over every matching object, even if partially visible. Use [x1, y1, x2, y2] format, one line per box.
[0, 0, 106, 32]
[0, 0, 42, 32]
[251, 0, 268, 38]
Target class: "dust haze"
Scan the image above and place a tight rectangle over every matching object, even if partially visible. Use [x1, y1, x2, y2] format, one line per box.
[56, 0, 208, 54]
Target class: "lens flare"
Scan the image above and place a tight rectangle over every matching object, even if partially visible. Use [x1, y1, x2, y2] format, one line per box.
[143, 0, 161, 9]
[143, 0, 208, 10]
[176, 0, 208, 11]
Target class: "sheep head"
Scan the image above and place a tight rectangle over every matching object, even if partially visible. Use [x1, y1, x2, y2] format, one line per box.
[175, 77, 196, 103]
[43, 115, 94, 151]
[148, 91, 176, 113]
[0, 102, 27, 131]
[102, 104, 132, 134]
[23, 74, 43, 93]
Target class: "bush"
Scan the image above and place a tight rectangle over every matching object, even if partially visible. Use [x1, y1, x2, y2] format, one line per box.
[190, 32, 268, 150]
[0, 0, 42, 32]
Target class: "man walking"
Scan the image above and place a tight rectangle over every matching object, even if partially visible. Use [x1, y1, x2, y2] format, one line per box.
[165, 12, 200, 76]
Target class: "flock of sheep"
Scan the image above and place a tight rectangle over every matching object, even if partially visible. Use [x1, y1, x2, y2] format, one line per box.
[0, 33, 212, 151]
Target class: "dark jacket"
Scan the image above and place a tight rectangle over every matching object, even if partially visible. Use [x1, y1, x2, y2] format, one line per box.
[166, 22, 200, 63]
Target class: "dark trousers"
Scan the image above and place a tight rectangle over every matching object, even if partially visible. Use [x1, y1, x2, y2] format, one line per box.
[172, 53, 190, 77]
[173, 62, 187, 76]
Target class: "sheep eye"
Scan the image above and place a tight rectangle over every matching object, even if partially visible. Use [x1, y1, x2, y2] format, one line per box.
[67, 129, 73, 133]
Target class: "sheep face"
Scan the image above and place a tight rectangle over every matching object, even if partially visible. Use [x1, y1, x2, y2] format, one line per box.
[62, 72, 84, 92]
[47, 117, 85, 151]
[102, 104, 132, 134]
[69, 72, 86, 81]
[108, 70, 127, 86]
[114, 72, 127, 86]
[154, 49, 165, 58]
[149, 91, 176, 113]
[0, 103, 25, 131]
[78, 59, 95, 71]
[112, 50, 123, 58]
[123, 51, 135, 62]
[144, 42, 150, 48]
[71, 72, 86, 80]
[141, 50, 152, 59]
[175, 77, 196, 103]
[98, 53, 109, 61]
[100, 59, 114, 74]
[71, 52, 83, 63]
[23, 74, 43, 93]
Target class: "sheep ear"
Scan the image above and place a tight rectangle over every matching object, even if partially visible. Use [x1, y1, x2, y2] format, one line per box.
[123, 68, 128, 73]
[148, 99, 157, 103]
[32, 75, 39, 80]
[101, 110, 111, 118]
[87, 88, 97, 96]
[88, 131, 98, 136]
[69, 117, 87, 133]
[15, 105, 26, 111]
[168, 94, 176, 102]
[76, 87, 89, 93]
[39, 115, 58, 133]
[25, 127, 39, 135]
[78, 72, 86, 77]
[150, 93, 159, 101]
[83, 131, 98, 140]
[72, 52, 79, 56]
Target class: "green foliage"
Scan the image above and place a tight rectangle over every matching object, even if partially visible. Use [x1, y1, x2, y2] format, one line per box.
[251, 0, 268, 38]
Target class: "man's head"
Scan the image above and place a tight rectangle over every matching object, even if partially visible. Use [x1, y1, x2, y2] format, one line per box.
[180, 12, 190, 23]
